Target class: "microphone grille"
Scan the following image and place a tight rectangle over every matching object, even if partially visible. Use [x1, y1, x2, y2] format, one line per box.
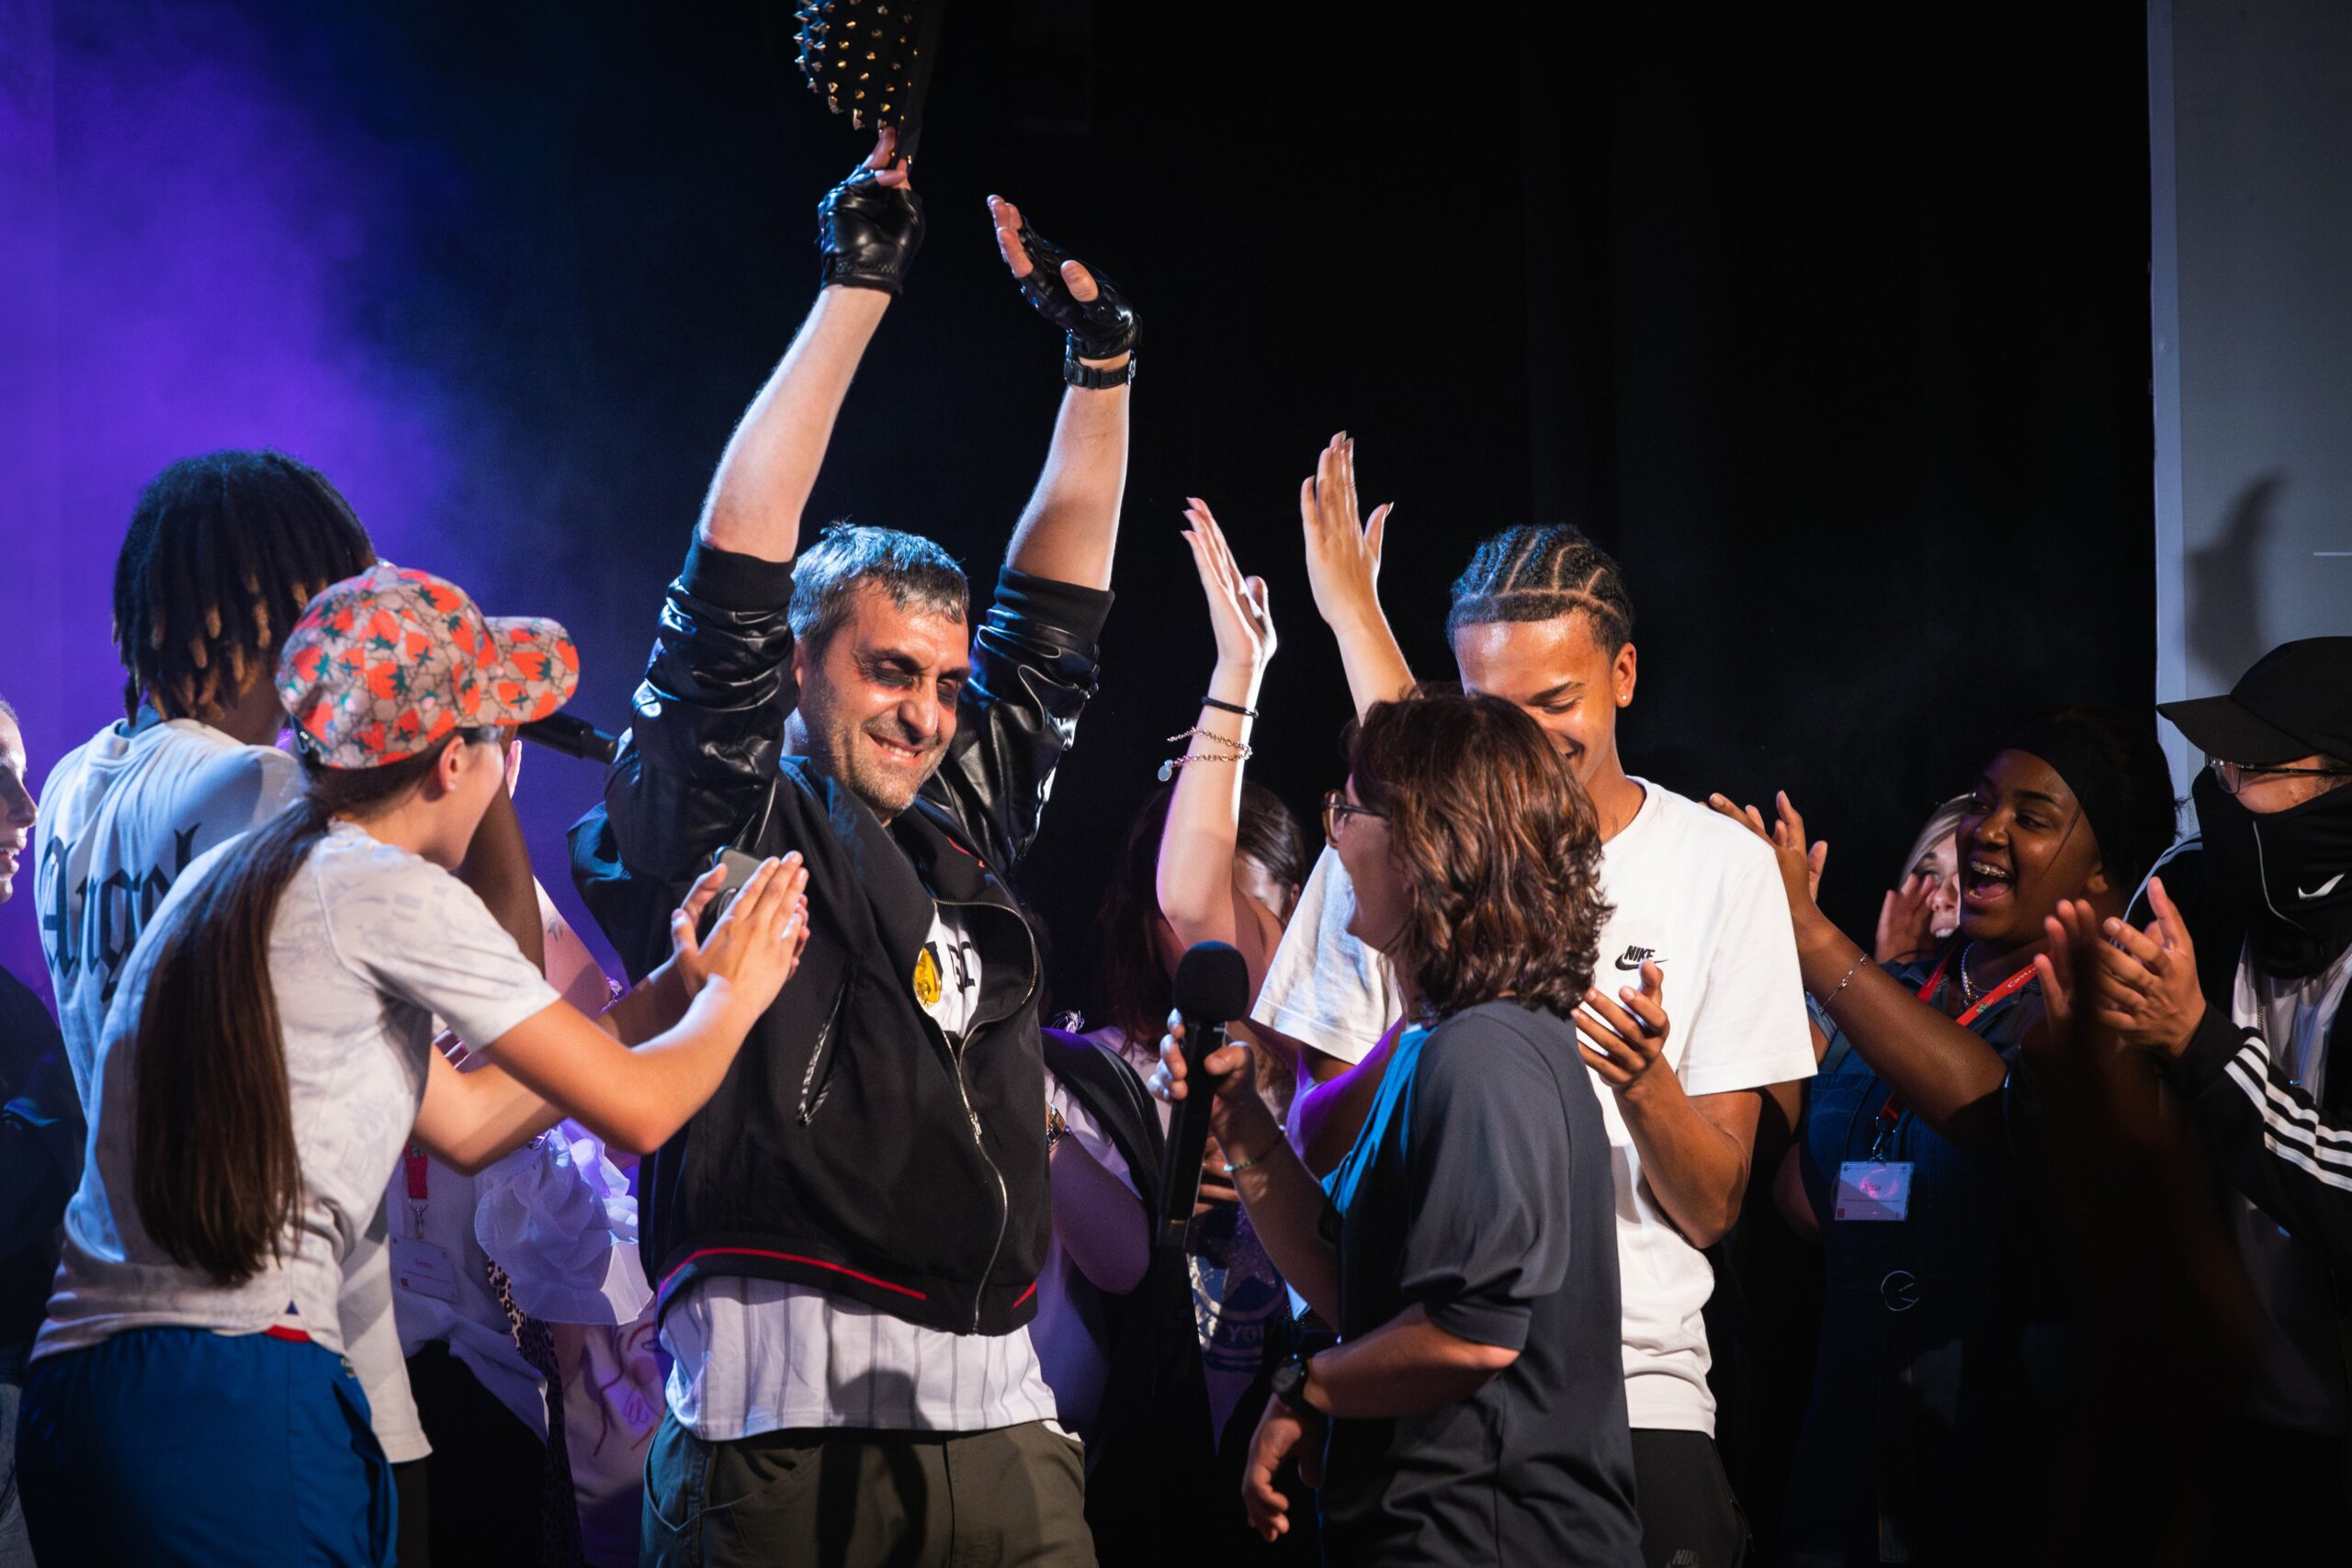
[1171, 942, 1250, 1023]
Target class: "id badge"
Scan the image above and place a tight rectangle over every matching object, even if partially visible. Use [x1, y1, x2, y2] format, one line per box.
[390, 1235, 459, 1303]
[1835, 1160, 1914, 1223]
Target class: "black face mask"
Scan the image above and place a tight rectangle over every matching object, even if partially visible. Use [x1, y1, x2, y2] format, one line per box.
[2193, 768, 2352, 978]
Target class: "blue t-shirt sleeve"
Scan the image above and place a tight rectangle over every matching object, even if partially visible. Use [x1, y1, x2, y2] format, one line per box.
[1396, 1014, 1577, 1351]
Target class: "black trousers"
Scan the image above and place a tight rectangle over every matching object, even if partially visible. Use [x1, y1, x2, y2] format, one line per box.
[405, 1341, 549, 1568]
[1633, 1427, 1750, 1568]
[2202, 1419, 2351, 1564]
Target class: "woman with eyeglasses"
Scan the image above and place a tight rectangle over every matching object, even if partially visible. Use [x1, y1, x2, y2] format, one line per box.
[1154, 688, 1645, 1565]
[1713, 706, 2177, 1566]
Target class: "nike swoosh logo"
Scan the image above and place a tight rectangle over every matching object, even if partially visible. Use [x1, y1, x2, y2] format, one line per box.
[2301, 874, 2346, 900]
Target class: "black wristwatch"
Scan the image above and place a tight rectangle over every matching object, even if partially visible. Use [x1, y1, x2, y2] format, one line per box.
[1063, 350, 1136, 389]
[1268, 1349, 1315, 1416]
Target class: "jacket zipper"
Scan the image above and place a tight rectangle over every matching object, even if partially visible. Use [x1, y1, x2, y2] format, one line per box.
[795, 970, 854, 1126]
[933, 896, 1040, 1332]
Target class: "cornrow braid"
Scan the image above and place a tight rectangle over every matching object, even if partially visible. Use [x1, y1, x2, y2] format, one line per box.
[1446, 524, 1636, 652]
[110, 450, 375, 725]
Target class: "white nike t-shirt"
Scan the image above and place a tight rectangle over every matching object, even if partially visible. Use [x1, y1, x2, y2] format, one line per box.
[1252, 779, 1815, 1432]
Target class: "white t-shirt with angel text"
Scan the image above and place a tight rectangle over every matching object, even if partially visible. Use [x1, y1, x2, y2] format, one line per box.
[37, 821, 561, 1363]
[1252, 780, 1816, 1432]
[35, 714, 301, 1106]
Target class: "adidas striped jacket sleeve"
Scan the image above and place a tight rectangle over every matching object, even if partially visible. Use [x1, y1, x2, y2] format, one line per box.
[2167, 1003, 2352, 1267]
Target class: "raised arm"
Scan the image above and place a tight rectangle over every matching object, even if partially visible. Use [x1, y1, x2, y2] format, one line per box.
[1300, 434, 1414, 716]
[988, 197, 1136, 589]
[697, 132, 921, 563]
[1712, 791, 2011, 1144]
[1155, 501, 1282, 988]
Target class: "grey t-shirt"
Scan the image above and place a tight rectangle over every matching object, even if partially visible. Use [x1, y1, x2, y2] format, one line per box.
[37, 820, 560, 1359]
[1319, 1000, 1643, 1566]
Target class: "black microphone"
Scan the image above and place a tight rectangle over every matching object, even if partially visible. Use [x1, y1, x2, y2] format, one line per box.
[1157, 942, 1252, 1252]
[518, 713, 620, 764]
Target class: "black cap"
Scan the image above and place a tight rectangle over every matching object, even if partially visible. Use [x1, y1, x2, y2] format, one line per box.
[2159, 637, 2352, 766]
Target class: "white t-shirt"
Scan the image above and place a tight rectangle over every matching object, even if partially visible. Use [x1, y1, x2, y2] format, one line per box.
[921, 904, 984, 1042]
[37, 821, 561, 1362]
[35, 714, 300, 1106]
[391, 886, 651, 1440]
[1251, 780, 1815, 1433]
[1250, 847, 1405, 1066]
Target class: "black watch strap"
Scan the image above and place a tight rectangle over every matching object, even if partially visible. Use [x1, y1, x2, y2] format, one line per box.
[1064, 349, 1136, 389]
[1268, 1351, 1312, 1414]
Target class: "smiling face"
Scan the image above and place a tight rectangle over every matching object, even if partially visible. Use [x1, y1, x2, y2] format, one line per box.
[792, 585, 969, 821]
[1953, 749, 2111, 950]
[1330, 775, 1406, 953]
[0, 710, 32, 903]
[1911, 833, 1962, 941]
[1448, 613, 1635, 785]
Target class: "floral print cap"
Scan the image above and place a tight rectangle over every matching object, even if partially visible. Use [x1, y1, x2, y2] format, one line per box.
[276, 560, 580, 768]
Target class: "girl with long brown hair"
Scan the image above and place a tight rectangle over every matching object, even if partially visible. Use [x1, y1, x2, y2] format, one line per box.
[17, 563, 810, 1568]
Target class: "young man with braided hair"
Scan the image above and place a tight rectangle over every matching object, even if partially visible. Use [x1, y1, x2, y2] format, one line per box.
[570, 129, 1136, 1565]
[1246, 436, 1813, 1567]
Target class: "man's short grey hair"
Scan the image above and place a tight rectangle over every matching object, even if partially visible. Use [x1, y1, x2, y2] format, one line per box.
[788, 524, 968, 654]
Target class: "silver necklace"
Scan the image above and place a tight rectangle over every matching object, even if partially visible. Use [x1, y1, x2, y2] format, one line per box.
[1958, 942, 1983, 1009]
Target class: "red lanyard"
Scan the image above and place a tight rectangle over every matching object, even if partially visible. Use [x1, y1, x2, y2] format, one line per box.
[1873, 945, 2037, 1134]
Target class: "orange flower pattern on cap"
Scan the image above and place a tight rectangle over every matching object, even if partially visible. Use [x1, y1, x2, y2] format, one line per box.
[276, 561, 579, 769]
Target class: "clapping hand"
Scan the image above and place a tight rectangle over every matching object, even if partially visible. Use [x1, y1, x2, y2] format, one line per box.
[2033, 878, 2207, 1058]
[1708, 789, 1828, 919]
[1876, 872, 1940, 964]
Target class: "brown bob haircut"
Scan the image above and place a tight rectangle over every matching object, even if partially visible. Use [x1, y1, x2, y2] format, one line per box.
[1350, 687, 1611, 1021]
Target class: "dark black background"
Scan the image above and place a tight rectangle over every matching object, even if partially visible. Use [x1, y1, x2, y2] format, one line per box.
[237, 2, 2153, 1007]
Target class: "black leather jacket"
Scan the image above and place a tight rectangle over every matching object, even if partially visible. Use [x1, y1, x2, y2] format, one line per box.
[570, 541, 1111, 1335]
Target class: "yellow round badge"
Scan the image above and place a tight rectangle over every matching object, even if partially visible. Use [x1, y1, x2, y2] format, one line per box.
[913, 946, 943, 1009]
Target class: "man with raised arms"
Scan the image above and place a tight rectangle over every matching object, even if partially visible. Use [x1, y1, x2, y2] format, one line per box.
[571, 131, 1136, 1565]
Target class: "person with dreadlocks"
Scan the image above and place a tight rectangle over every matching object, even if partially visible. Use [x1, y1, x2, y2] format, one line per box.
[38, 449, 379, 1100]
[1240, 435, 1813, 1568]
[29, 447, 541, 1561]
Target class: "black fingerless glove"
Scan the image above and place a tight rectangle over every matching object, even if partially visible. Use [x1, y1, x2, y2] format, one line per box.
[1012, 223, 1139, 374]
[817, 163, 924, 295]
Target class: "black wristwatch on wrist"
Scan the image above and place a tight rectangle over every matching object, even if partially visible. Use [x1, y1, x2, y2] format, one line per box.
[1268, 1348, 1315, 1416]
[1063, 350, 1136, 389]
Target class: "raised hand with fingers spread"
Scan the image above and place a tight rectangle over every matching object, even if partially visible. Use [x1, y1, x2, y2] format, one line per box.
[1707, 789, 1829, 922]
[988, 194, 1137, 381]
[1180, 499, 1276, 680]
[1299, 433, 1414, 715]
